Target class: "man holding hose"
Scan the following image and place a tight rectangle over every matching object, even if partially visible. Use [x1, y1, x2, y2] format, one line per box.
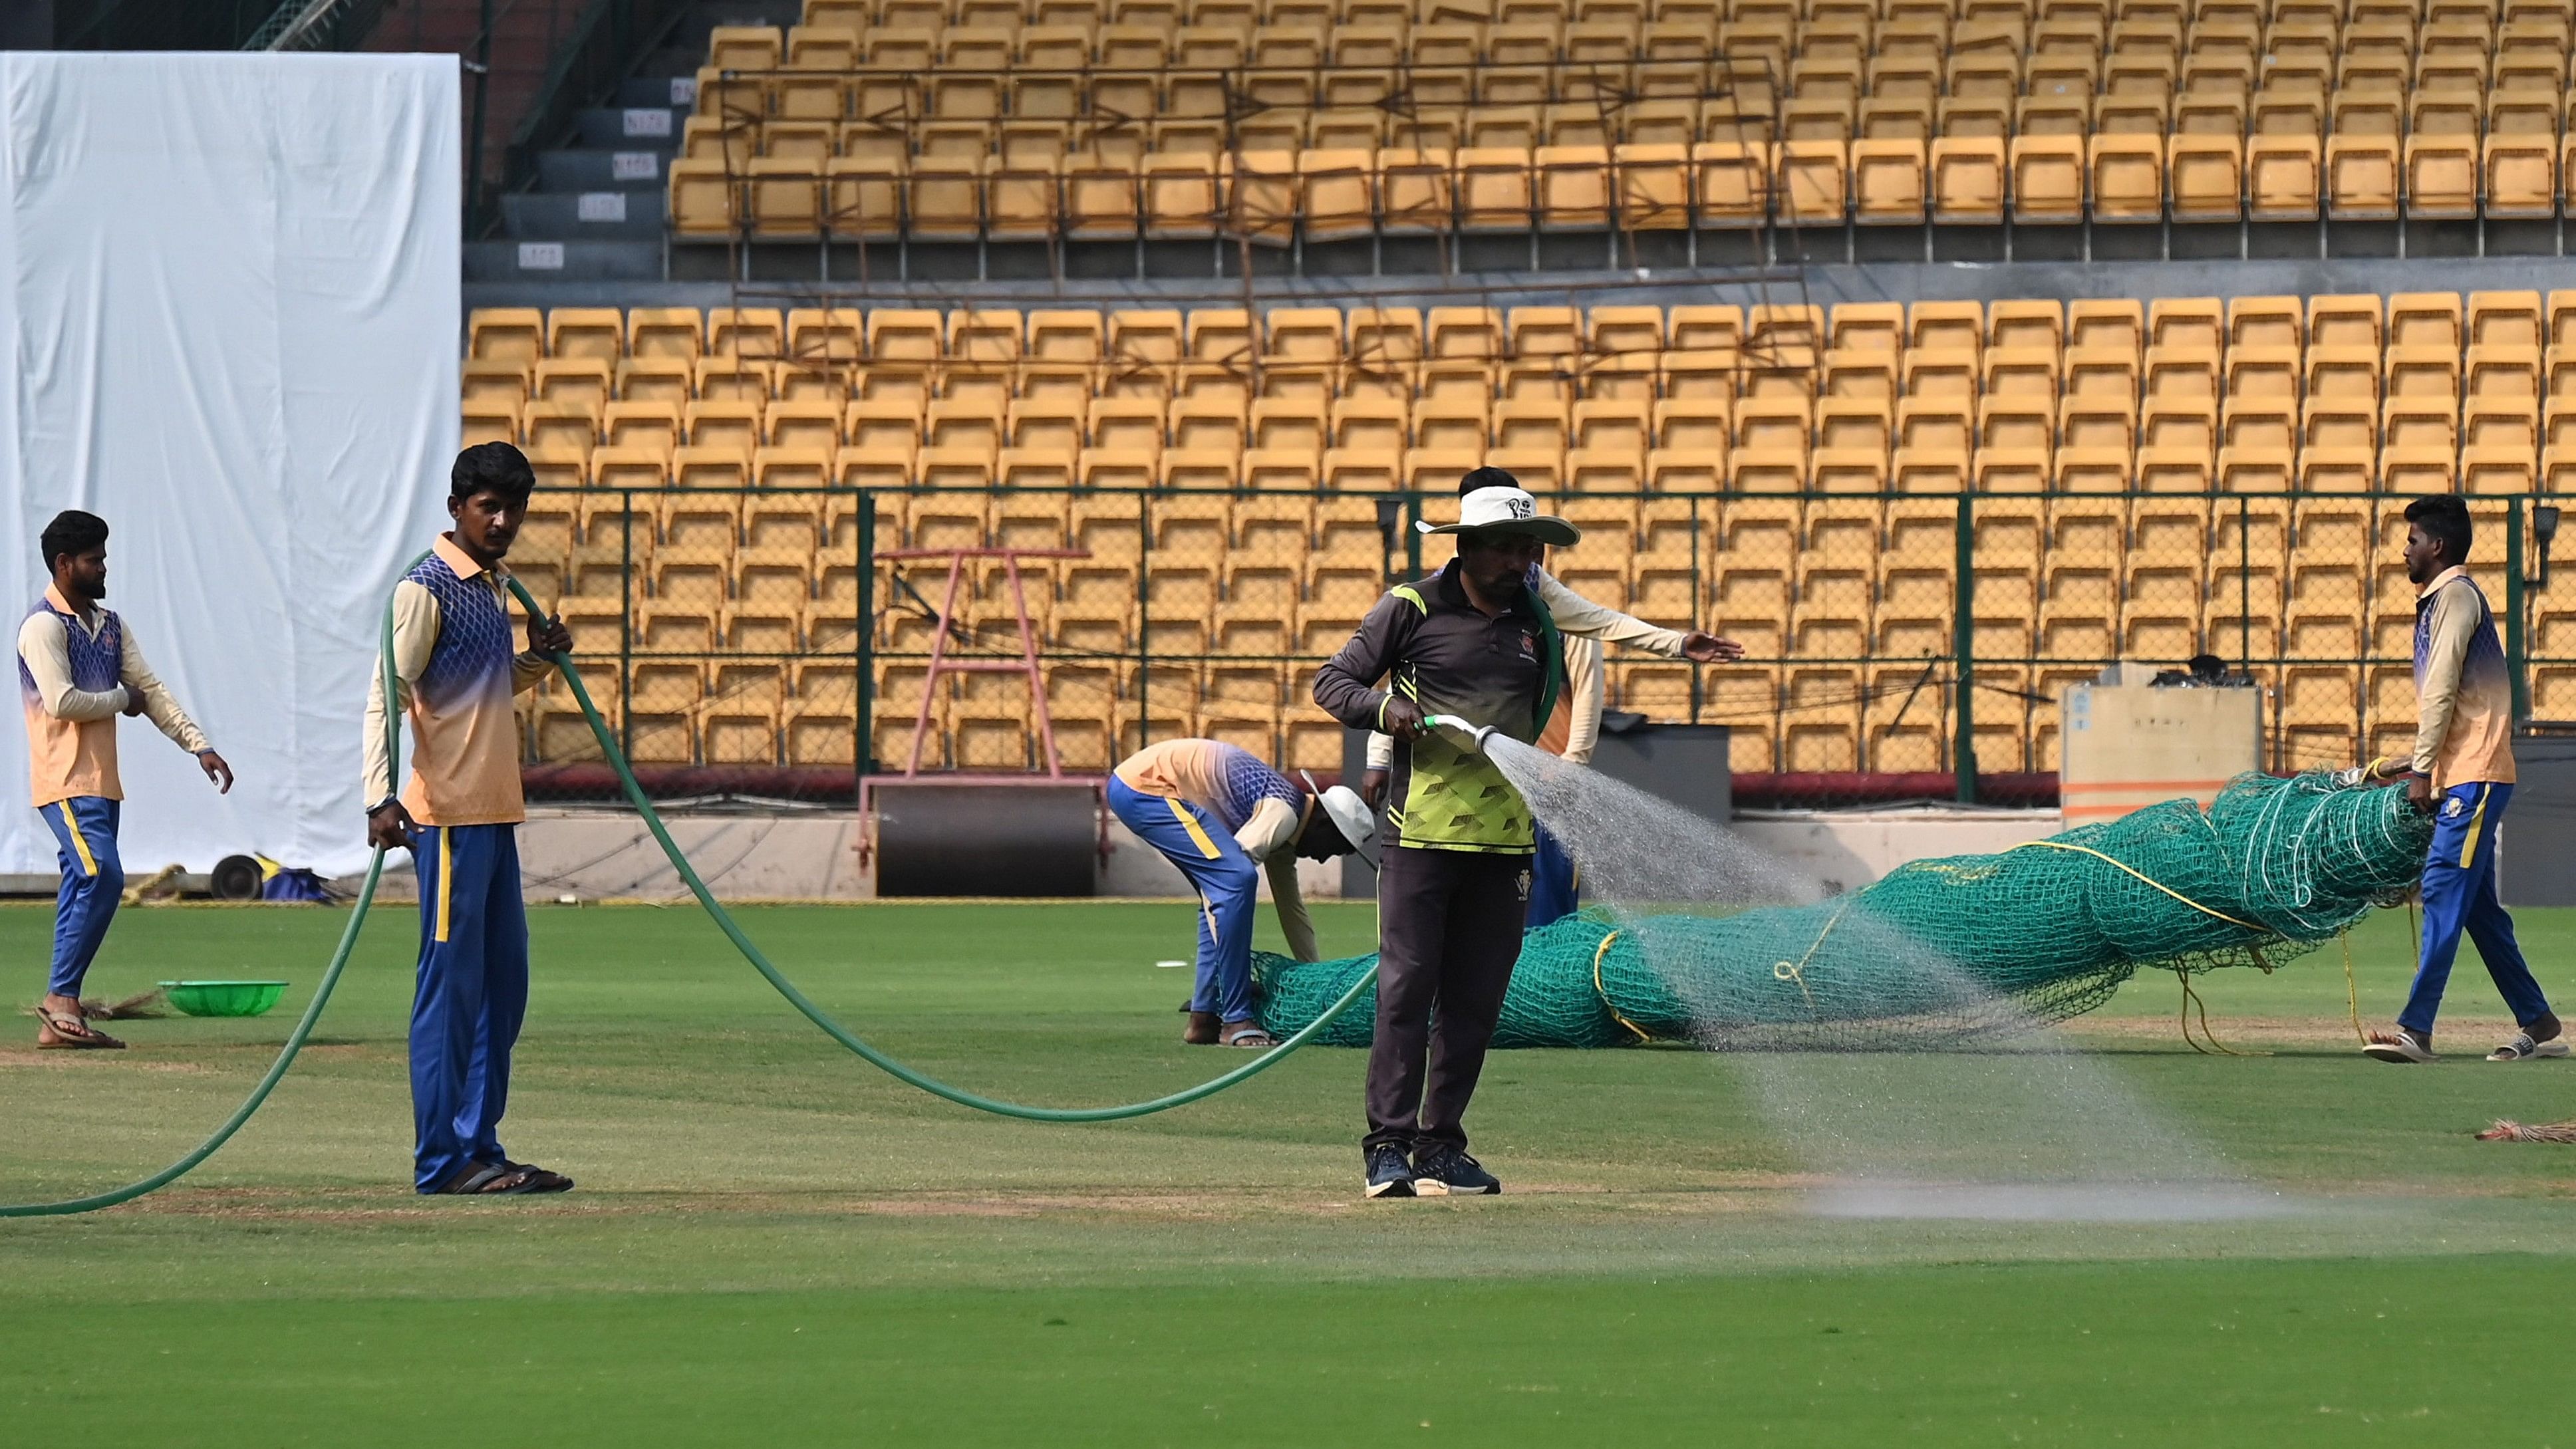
[1314, 484, 1583, 1198]
[363, 442, 577, 1195]
[1361, 467, 1743, 929]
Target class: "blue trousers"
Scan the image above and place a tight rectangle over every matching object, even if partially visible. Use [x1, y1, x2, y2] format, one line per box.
[2400, 781, 2553, 1037]
[408, 823, 529, 1192]
[39, 797, 122, 997]
[1526, 823, 1580, 930]
[1107, 776, 1258, 1023]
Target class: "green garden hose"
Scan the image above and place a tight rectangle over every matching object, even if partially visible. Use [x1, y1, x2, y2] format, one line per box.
[0, 563, 1373, 1216]
[494, 576, 1377, 1122]
[0, 574, 412, 1219]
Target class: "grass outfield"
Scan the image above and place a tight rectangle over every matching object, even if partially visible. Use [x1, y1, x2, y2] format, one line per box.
[6, 898, 2576, 1446]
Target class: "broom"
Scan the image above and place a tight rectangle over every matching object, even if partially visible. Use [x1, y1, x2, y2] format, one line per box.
[2474, 1119, 2576, 1144]
[19, 989, 169, 1021]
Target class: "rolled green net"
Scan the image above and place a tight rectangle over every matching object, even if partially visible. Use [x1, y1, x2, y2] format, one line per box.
[1253, 773, 2430, 1049]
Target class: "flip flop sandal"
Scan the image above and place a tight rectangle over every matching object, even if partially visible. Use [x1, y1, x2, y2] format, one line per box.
[434, 1164, 542, 1195]
[497, 1160, 576, 1193]
[2362, 1029, 2436, 1063]
[2488, 1033, 2571, 1061]
[35, 1006, 124, 1051]
[1218, 1024, 1277, 1049]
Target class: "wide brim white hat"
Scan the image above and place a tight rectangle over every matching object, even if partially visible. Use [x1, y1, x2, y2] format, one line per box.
[1415, 485, 1582, 548]
[1303, 771, 1382, 871]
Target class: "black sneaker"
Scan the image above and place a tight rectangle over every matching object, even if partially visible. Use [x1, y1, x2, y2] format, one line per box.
[1363, 1144, 1416, 1198]
[1412, 1144, 1501, 1196]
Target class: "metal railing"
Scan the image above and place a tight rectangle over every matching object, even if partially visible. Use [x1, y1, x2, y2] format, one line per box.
[507, 485, 2564, 805]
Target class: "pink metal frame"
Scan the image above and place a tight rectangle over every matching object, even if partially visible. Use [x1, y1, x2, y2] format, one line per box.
[877, 545, 1089, 778]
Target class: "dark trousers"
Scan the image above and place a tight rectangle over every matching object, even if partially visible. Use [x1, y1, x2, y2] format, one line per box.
[1365, 844, 1531, 1153]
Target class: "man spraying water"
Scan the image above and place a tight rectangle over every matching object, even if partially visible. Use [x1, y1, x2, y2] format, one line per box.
[1313, 485, 1577, 1198]
[1360, 467, 1743, 929]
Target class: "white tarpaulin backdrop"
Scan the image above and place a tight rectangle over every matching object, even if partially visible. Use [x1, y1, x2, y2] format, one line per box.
[0, 53, 458, 876]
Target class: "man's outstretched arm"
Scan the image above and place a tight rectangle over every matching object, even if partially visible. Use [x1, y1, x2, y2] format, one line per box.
[116, 624, 229, 792]
[1533, 570, 1743, 663]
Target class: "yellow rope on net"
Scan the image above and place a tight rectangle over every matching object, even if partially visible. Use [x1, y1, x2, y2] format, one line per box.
[2172, 967, 2267, 1056]
[2339, 932, 2368, 1045]
[2010, 839, 2271, 1053]
[2007, 840, 2264, 931]
[1771, 897, 1856, 1015]
[1590, 930, 1653, 1044]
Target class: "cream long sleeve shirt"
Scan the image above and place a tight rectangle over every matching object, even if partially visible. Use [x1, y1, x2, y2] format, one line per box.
[17, 594, 210, 806]
[362, 535, 553, 825]
[1366, 568, 1672, 771]
[2410, 565, 2515, 789]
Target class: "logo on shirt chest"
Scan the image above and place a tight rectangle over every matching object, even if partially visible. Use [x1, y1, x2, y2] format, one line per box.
[1516, 630, 1536, 662]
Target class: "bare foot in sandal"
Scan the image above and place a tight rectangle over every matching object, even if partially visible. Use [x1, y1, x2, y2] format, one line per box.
[35, 993, 123, 1050]
[1219, 1019, 1276, 1049]
[2362, 1026, 2434, 1063]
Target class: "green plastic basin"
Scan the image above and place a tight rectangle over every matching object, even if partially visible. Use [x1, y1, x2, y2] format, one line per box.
[159, 981, 288, 1017]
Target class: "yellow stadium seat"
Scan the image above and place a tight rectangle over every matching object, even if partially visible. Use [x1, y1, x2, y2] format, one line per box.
[462, 361, 529, 414]
[1850, 139, 1927, 224]
[667, 159, 742, 238]
[601, 400, 680, 456]
[2326, 135, 2400, 220]
[2088, 134, 2164, 222]
[2405, 134, 2480, 219]
[2168, 136, 2241, 222]
[1928, 136, 2007, 224]
[532, 358, 611, 416]
[1775, 140, 1847, 224]
[547, 309, 625, 362]
[708, 25, 783, 71]
[2009, 135, 2086, 223]
[2486, 136, 2559, 219]
[1689, 138, 1772, 223]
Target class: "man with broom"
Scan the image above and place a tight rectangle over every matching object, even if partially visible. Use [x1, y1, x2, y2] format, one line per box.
[21, 509, 233, 1049]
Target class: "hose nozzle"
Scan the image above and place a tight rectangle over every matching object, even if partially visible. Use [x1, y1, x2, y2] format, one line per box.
[1423, 714, 1503, 752]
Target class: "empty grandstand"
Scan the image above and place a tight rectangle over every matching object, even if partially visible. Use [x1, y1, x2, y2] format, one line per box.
[462, 292, 2566, 798]
[95, 0, 2576, 817]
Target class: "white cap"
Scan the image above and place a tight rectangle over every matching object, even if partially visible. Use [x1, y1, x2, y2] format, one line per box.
[1415, 485, 1582, 547]
[1304, 771, 1382, 871]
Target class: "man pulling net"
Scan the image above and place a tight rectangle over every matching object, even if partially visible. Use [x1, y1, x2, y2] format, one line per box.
[1107, 738, 1376, 1048]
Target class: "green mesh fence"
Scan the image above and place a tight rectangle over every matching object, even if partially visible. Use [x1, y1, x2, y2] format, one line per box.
[1254, 773, 2432, 1049]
